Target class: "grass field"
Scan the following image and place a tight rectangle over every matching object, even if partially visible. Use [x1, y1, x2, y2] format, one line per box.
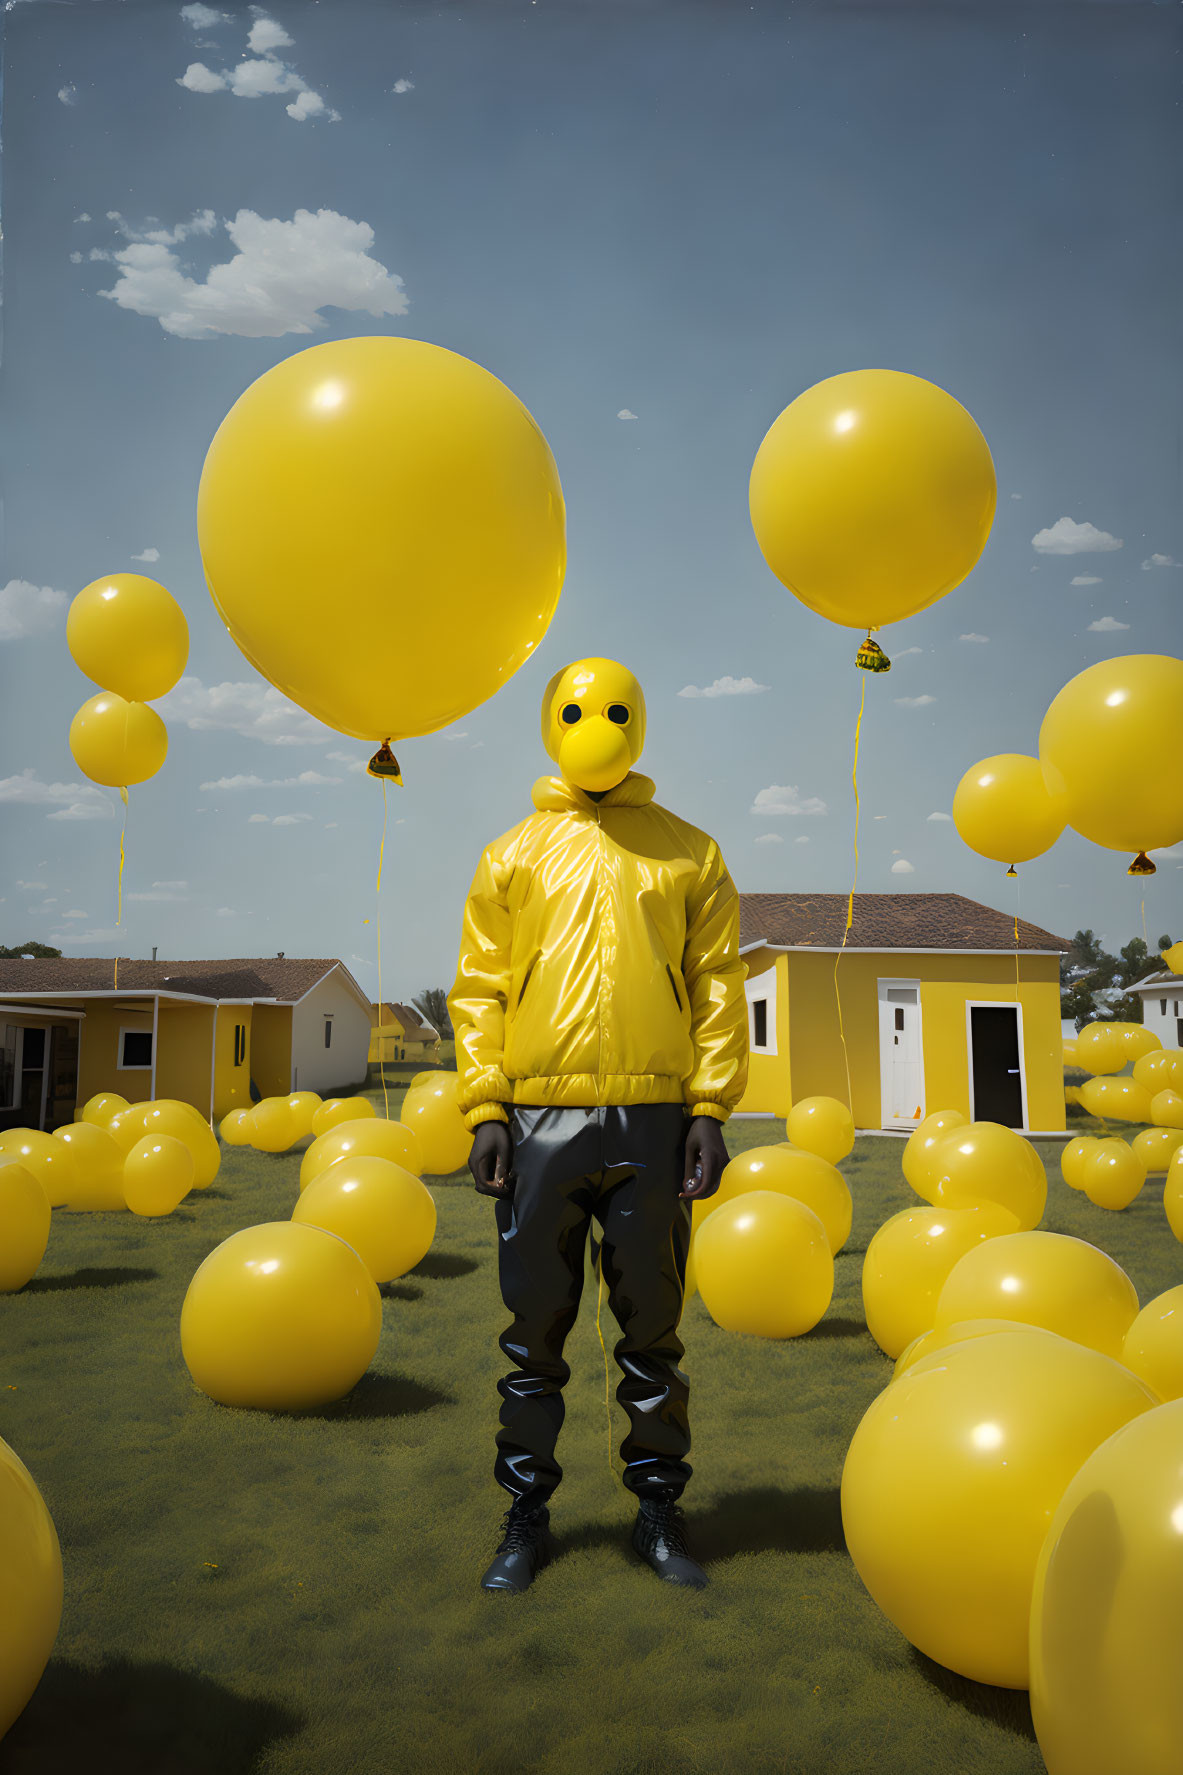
[2, 1095, 1180, 1775]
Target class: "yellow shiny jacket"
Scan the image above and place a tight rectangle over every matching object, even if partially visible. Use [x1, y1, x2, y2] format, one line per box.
[448, 772, 749, 1130]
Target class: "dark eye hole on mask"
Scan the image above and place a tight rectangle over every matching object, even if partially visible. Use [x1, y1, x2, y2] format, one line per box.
[561, 703, 582, 725]
[606, 704, 630, 725]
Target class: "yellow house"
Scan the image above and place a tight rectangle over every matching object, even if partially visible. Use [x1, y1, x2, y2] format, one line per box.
[368, 1001, 440, 1066]
[0, 955, 372, 1130]
[737, 893, 1069, 1135]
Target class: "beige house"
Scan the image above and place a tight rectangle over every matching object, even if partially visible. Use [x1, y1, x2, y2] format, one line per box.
[369, 1001, 440, 1066]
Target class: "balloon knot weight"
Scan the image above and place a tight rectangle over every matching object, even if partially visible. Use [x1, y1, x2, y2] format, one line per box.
[1128, 851, 1156, 877]
[367, 742, 402, 785]
[855, 635, 891, 673]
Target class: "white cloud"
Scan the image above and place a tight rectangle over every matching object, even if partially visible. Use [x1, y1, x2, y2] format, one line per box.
[247, 14, 292, 53]
[131, 547, 160, 564]
[271, 813, 313, 826]
[891, 859, 916, 875]
[0, 772, 114, 820]
[678, 675, 770, 699]
[285, 89, 332, 122]
[1010, 493, 1022, 501]
[1031, 517, 1123, 555]
[894, 695, 936, 709]
[1070, 575, 1102, 586]
[61, 910, 89, 919]
[959, 633, 988, 644]
[58, 84, 78, 106]
[178, 61, 228, 93]
[162, 676, 334, 745]
[617, 409, 638, 421]
[1087, 616, 1130, 632]
[47, 803, 114, 822]
[54, 927, 118, 944]
[0, 579, 67, 641]
[751, 784, 827, 818]
[177, 11, 339, 122]
[894, 647, 923, 659]
[16, 881, 47, 890]
[127, 880, 189, 902]
[392, 78, 414, 94]
[181, 3, 228, 27]
[794, 835, 810, 845]
[927, 811, 952, 823]
[216, 907, 239, 917]
[1141, 553, 1179, 570]
[753, 832, 784, 846]
[326, 749, 369, 776]
[75, 213, 91, 224]
[248, 813, 270, 823]
[199, 769, 340, 791]
[98, 208, 404, 339]
[873, 815, 887, 822]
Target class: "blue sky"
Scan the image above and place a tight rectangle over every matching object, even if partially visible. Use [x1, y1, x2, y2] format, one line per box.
[1, 0, 1180, 998]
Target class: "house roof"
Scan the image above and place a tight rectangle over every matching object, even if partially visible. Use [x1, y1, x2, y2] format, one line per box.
[372, 1001, 438, 1041]
[739, 893, 1069, 953]
[1130, 971, 1182, 993]
[0, 956, 353, 1004]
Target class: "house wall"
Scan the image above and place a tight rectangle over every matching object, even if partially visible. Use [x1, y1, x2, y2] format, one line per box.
[251, 1005, 293, 1098]
[292, 970, 371, 1094]
[1139, 987, 1182, 1051]
[736, 949, 791, 1117]
[213, 1004, 254, 1119]
[154, 1003, 217, 1120]
[78, 1000, 155, 1108]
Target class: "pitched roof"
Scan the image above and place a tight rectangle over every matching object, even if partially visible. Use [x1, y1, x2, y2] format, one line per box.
[1130, 971, 1181, 992]
[372, 1001, 438, 1041]
[0, 956, 348, 1003]
[739, 893, 1069, 953]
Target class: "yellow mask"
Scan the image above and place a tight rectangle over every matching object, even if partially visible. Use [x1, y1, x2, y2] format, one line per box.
[541, 657, 647, 792]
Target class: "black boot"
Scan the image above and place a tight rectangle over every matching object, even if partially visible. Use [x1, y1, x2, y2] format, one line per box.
[632, 1494, 708, 1590]
[480, 1502, 553, 1594]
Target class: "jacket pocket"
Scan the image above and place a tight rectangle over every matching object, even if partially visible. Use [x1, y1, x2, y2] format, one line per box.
[514, 957, 537, 1013]
[665, 963, 684, 1014]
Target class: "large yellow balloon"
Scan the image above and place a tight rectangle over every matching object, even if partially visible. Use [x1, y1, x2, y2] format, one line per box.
[1030, 1400, 1183, 1775]
[929, 1122, 1047, 1229]
[219, 1108, 254, 1146]
[53, 1121, 126, 1210]
[285, 1091, 322, 1142]
[105, 1105, 150, 1155]
[180, 1221, 382, 1410]
[1122, 1288, 1183, 1401]
[1166, 1147, 1183, 1242]
[398, 1076, 472, 1176]
[0, 1164, 51, 1291]
[1038, 655, 1183, 863]
[140, 1102, 220, 1188]
[699, 1143, 852, 1253]
[81, 1091, 128, 1127]
[694, 1191, 833, 1338]
[1132, 1126, 1183, 1174]
[198, 336, 566, 743]
[292, 1156, 436, 1284]
[67, 572, 189, 701]
[934, 1231, 1139, 1358]
[861, 1203, 1019, 1358]
[842, 1330, 1156, 1688]
[1075, 1021, 1126, 1076]
[749, 369, 995, 634]
[1079, 1076, 1153, 1123]
[952, 753, 1067, 867]
[1164, 940, 1183, 975]
[1135, 1049, 1183, 1095]
[1082, 1138, 1146, 1211]
[250, 1096, 298, 1154]
[123, 1135, 195, 1217]
[68, 692, 167, 788]
[0, 1130, 77, 1209]
[0, 1436, 63, 1738]
[299, 1117, 422, 1191]
[1151, 1089, 1183, 1129]
[784, 1096, 855, 1166]
[1111, 1024, 1160, 1067]
[310, 1095, 376, 1138]
[892, 1317, 1054, 1381]
[1060, 1135, 1100, 1191]
[902, 1109, 966, 1199]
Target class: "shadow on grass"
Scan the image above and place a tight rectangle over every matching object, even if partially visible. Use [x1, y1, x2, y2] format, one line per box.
[557, 1484, 845, 1562]
[302, 1370, 455, 1421]
[410, 1252, 480, 1280]
[379, 1281, 424, 1302]
[24, 1266, 159, 1294]
[1, 1657, 304, 1774]
[911, 1649, 1036, 1741]
[807, 1316, 870, 1340]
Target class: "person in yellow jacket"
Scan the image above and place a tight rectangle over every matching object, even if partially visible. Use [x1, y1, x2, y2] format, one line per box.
[448, 657, 748, 1594]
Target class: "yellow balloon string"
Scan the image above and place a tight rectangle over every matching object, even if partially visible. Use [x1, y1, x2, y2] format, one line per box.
[114, 787, 128, 990]
[833, 674, 867, 1115]
[1013, 871, 1021, 1004]
[376, 780, 390, 1123]
[594, 1243, 615, 1480]
[1141, 893, 1148, 951]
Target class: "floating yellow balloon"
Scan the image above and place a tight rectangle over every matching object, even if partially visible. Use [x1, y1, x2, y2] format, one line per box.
[68, 692, 167, 789]
[1164, 940, 1183, 975]
[284, 1091, 322, 1142]
[892, 1317, 1054, 1382]
[749, 369, 996, 643]
[1151, 1089, 1183, 1129]
[1079, 1076, 1153, 1123]
[842, 1330, 1156, 1689]
[299, 1117, 422, 1192]
[0, 1130, 77, 1209]
[934, 1230, 1139, 1359]
[1038, 654, 1183, 871]
[1082, 1138, 1146, 1210]
[399, 1076, 472, 1176]
[952, 753, 1067, 868]
[140, 1102, 220, 1188]
[180, 1221, 382, 1411]
[861, 1203, 1019, 1359]
[250, 1096, 297, 1154]
[310, 1096, 376, 1138]
[694, 1191, 833, 1338]
[902, 1109, 966, 1199]
[81, 1091, 128, 1127]
[0, 1436, 63, 1738]
[784, 1096, 855, 1166]
[1030, 1400, 1183, 1775]
[930, 1122, 1047, 1229]
[0, 1164, 51, 1291]
[219, 1108, 254, 1146]
[1060, 1135, 1099, 1191]
[292, 1156, 436, 1284]
[1075, 1021, 1126, 1076]
[1132, 1126, 1183, 1173]
[1121, 1288, 1183, 1401]
[198, 336, 567, 744]
[700, 1143, 852, 1253]
[53, 1121, 126, 1210]
[123, 1135, 194, 1217]
[67, 573, 189, 701]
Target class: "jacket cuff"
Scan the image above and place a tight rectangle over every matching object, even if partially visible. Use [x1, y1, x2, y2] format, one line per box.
[688, 1101, 729, 1123]
[465, 1101, 509, 1131]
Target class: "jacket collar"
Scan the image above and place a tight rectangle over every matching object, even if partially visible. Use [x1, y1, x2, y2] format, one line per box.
[531, 771, 656, 814]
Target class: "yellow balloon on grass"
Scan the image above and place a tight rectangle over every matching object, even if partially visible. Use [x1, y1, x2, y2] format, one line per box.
[310, 1096, 375, 1138]
[952, 753, 1067, 866]
[1082, 1138, 1146, 1210]
[930, 1122, 1047, 1229]
[0, 1164, 51, 1291]
[140, 1102, 220, 1188]
[399, 1076, 472, 1176]
[1132, 1126, 1183, 1173]
[0, 1130, 77, 1209]
[180, 1221, 382, 1411]
[784, 1095, 855, 1165]
[1135, 1049, 1183, 1095]
[1079, 1076, 1153, 1123]
[841, 1330, 1156, 1689]
[285, 1091, 322, 1142]
[67, 573, 189, 701]
[902, 1108, 966, 1199]
[0, 1436, 63, 1739]
[1121, 1288, 1183, 1401]
[749, 369, 996, 635]
[862, 1203, 1019, 1359]
[220, 1107, 254, 1146]
[892, 1317, 1054, 1381]
[123, 1135, 194, 1217]
[934, 1230, 1139, 1358]
[81, 1091, 128, 1127]
[694, 1191, 833, 1338]
[1060, 1135, 1100, 1191]
[702, 1143, 852, 1253]
[53, 1121, 126, 1210]
[198, 336, 567, 743]
[105, 1105, 149, 1155]
[1075, 1021, 1126, 1076]
[299, 1117, 422, 1191]
[1151, 1088, 1183, 1129]
[1030, 1400, 1183, 1775]
[68, 692, 167, 788]
[292, 1156, 436, 1284]
[250, 1097, 297, 1154]
[1038, 654, 1183, 868]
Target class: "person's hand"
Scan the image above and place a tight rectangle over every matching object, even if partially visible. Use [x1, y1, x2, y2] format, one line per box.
[680, 1116, 729, 1200]
[470, 1120, 513, 1198]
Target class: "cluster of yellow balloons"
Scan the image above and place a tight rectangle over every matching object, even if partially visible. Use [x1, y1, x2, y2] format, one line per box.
[219, 1090, 373, 1154]
[66, 574, 188, 791]
[1060, 1021, 1183, 1206]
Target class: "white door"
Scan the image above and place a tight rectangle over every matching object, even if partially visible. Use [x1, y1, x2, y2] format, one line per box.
[879, 983, 924, 1127]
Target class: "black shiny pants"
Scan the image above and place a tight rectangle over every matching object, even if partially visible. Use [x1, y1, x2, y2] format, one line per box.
[493, 1104, 693, 1509]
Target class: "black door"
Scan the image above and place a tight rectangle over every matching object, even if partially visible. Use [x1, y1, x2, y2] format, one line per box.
[970, 1006, 1024, 1127]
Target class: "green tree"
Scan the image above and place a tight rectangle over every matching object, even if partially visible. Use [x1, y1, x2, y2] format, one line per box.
[0, 940, 63, 959]
[412, 987, 452, 1040]
[1061, 928, 1173, 1029]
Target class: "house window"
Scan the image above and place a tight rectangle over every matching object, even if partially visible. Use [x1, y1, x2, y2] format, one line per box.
[324, 1018, 333, 1050]
[1163, 1000, 1169, 1016]
[118, 1028, 154, 1070]
[752, 999, 769, 1050]
[233, 1024, 246, 1067]
[895, 1007, 906, 1032]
